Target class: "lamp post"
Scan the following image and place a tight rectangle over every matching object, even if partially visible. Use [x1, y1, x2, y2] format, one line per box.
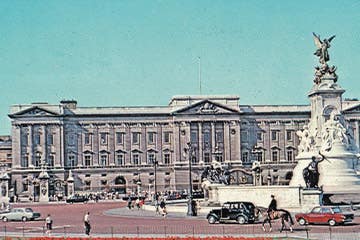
[153, 159, 159, 202]
[136, 168, 142, 196]
[184, 142, 194, 216]
[267, 165, 271, 186]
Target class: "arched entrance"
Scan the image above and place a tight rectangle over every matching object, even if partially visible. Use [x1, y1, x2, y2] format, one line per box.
[112, 176, 126, 194]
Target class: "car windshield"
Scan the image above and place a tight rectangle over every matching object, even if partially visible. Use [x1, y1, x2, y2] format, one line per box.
[25, 208, 33, 213]
[332, 207, 341, 213]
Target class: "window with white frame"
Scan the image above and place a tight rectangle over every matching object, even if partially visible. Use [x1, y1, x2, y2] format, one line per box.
[116, 132, 124, 145]
[132, 154, 140, 165]
[48, 155, 54, 167]
[84, 133, 91, 145]
[21, 155, 29, 167]
[204, 152, 210, 163]
[164, 153, 171, 165]
[47, 133, 54, 145]
[132, 132, 140, 145]
[100, 133, 107, 145]
[257, 132, 263, 141]
[147, 132, 155, 144]
[286, 130, 292, 141]
[68, 134, 75, 145]
[100, 154, 108, 166]
[242, 152, 249, 163]
[271, 131, 278, 141]
[68, 155, 76, 167]
[257, 151, 263, 162]
[116, 153, 124, 166]
[287, 149, 294, 162]
[147, 153, 155, 164]
[164, 132, 171, 144]
[34, 133, 41, 145]
[84, 155, 92, 166]
[271, 150, 279, 161]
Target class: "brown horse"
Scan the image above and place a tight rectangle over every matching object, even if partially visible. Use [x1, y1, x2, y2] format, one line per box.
[255, 207, 294, 233]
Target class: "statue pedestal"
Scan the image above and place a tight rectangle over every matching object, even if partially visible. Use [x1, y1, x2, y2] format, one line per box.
[301, 188, 323, 212]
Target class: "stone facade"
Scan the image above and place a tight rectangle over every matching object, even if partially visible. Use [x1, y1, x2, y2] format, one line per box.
[7, 96, 360, 200]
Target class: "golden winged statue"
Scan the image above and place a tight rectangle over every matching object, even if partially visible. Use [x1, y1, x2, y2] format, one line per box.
[313, 32, 336, 64]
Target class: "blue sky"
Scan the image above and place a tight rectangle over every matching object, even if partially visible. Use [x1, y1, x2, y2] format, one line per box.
[1, 0, 360, 135]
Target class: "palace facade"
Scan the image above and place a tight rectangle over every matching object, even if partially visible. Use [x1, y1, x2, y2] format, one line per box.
[7, 95, 360, 200]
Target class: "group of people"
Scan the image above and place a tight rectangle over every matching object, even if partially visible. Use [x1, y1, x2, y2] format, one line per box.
[42, 212, 91, 236]
[127, 197, 145, 210]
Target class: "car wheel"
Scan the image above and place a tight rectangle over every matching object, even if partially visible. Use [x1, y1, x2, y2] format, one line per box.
[298, 218, 306, 226]
[2, 217, 8, 222]
[207, 215, 217, 224]
[328, 219, 336, 226]
[237, 215, 246, 225]
[22, 217, 28, 222]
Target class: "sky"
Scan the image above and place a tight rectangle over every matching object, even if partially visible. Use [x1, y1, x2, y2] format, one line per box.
[1, 0, 360, 135]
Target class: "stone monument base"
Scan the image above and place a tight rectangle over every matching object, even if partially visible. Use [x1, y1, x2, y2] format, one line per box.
[207, 184, 322, 212]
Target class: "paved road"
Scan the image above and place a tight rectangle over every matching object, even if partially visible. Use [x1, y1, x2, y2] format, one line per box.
[0, 201, 359, 240]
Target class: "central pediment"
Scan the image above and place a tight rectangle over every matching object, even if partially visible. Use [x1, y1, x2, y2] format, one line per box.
[9, 106, 59, 117]
[171, 99, 239, 115]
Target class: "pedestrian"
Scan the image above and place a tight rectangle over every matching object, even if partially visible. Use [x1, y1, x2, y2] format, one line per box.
[135, 198, 140, 210]
[127, 196, 132, 209]
[84, 212, 91, 235]
[45, 214, 53, 235]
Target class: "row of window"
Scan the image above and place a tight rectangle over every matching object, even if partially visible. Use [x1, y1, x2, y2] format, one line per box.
[20, 152, 172, 168]
[83, 131, 172, 146]
[240, 130, 295, 142]
[241, 148, 295, 162]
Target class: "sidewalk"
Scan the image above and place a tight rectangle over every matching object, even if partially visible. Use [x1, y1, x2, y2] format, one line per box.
[105, 201, 213, 219]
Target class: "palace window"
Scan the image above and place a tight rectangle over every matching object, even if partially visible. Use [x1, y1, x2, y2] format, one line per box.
[21, 133, 28, 146]
[190, 131, 198, 144]
[116, 132, 124, 145]
[48, 155, 54, 167]
[286, 130, 292, 141]
[84, 133, 91, 145]
[271, 131, 278, 141]
[242, 152, 249, 163]
[34, 155, 41, 167]
[204, 153, 210, 163]
[34, 133, 41, 145]
[68, 134, 75, 145]
[47, 133, 54, 145]
[84, 155, 92, 167]
[241, 131, 248, 141]
[132, 132, 140, 145]
[147, 153, 155, 164]
[100, 133, 107, 145]
[271, 150, 279, 162]
[100, 154, 108, 166]
[215, 154, 223, 162]
[116, 154, 124, 166]
[132, 154, 140, 165]
[21, 155, 29, 168]
[164, 132, 171, 144]
[203, 131, 211, 148]
[287, 149, 294, 162]
[256, 151, 263, 162]
[215, 131, 223, 143]
[257, 132, 263, 141]
[68, 155, 76, 168]
[147, 132, 155, 144]
[164, 153, 171, 165]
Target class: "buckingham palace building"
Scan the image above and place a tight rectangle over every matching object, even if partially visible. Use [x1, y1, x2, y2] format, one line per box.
[7, 95, 360, 200]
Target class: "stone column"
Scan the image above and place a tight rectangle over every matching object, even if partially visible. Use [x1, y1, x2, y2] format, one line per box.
[28, 125, 34, 167]
[38, 170, 49, 203]
[0, 173, 10, 204]
[198, 122, 203, 163]
[12, 125, 21, 168]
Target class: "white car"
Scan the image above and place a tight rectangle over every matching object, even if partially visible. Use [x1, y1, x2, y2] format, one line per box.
[0, 208, 41, 222]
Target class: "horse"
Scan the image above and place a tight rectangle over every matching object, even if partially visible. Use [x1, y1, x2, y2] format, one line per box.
[255, 207, 294, 233]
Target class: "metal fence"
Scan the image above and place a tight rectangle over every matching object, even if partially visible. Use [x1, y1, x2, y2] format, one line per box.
[1, 224, 360, 240]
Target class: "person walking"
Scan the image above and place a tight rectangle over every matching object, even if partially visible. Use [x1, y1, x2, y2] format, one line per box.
[84, 212, 91, 235]
[45, 214, 53, 235]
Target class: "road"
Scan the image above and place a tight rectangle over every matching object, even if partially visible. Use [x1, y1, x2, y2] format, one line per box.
[0, 201, 359, 240]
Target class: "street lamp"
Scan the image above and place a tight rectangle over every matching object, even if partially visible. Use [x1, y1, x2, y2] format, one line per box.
[267, 165, 271, 186]
[136, 168, 142, 196]
[152, 159, 159, 202]
[184, 142, 194, 216]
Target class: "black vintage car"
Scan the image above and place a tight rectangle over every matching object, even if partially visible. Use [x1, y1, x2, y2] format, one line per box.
[66, 195, 89, 204]
[206, 201, 256, 224]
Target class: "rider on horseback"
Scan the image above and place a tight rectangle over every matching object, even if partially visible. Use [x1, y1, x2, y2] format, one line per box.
[267, 195, 277, 219]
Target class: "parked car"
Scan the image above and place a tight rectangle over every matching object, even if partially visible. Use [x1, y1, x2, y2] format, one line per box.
[66, 195, 89, 203]
[206, 201, 256, 224]
[0, 208, 40, 222]
[295, 206, 354, 226]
